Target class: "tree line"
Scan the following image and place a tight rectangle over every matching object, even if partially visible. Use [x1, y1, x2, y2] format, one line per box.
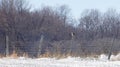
[0, 0, 120, 58]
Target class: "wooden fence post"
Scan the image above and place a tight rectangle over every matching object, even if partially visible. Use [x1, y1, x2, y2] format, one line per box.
[108, 38, 115, 60]
[6, 34, 9, 57]
[38, 35, 44, 57]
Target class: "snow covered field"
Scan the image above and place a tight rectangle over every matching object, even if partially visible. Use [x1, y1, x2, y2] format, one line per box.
[0, 54, 120, 67]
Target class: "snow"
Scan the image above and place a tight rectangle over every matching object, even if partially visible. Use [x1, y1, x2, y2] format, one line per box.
[0, 54, 120, 67]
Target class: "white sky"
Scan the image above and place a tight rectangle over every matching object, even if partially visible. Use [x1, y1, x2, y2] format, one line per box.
[27, 0, 120, 18]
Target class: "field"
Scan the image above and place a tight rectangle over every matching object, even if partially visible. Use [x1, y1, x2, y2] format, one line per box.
[0, 54, 120, 67]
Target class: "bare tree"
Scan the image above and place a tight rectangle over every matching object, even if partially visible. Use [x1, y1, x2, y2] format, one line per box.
[79, 9, 101, 40]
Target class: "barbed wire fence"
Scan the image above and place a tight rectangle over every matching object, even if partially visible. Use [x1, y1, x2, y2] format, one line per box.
[0, 35, 120, 60]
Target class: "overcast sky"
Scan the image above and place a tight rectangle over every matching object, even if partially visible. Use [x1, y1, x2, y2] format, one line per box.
[27, 0, 120, 18]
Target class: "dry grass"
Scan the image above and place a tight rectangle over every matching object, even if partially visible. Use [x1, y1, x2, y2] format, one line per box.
[38, 51, 76, 59]
[0, 54, 4, 58]
[0, 51, 29, 59]
[9, 51, 18, 58]
[0, 50, 120, 60]
[23, 53, 29, 58]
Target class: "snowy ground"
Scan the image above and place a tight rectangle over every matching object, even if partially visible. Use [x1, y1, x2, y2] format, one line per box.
[0, 54, 120, 67]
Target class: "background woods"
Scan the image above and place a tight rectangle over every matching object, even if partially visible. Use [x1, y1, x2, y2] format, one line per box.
[0, 0, 120, 58]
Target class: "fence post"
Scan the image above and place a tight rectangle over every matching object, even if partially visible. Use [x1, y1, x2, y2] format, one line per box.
[108, 38, 115, 60]
[5, 34, 9, 57]
[38, 35, 44, 57]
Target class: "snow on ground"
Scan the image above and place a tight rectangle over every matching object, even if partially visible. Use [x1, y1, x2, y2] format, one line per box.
[0, 54, 120, 67]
